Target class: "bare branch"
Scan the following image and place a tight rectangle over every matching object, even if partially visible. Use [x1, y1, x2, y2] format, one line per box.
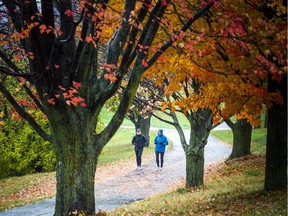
[0, 66, 33, 78]
[151, 111, 176, 126]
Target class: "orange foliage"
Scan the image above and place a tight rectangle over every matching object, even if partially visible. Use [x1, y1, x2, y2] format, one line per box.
[144, 0, 286, 126]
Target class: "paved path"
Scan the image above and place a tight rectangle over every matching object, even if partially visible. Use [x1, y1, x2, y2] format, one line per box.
[0, 125, 231, 215]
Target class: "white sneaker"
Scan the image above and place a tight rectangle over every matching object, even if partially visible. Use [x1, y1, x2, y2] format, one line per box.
[137, 166, 142, 170]
[159, 167, 162, 171]
[156, 167, 159, 171]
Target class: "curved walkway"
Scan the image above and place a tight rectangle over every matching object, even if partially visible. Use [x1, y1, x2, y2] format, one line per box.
[0, 126, 231, 216]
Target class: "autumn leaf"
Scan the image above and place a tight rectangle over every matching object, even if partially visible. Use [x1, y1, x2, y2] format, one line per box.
[64, 10, 74, 17]
[14, 53, 22, 61]
[70, 97, 85, 106]
[47, 98, 55, 105]
[142, 59, 149, 67]
[73, 82, 81, 89]
[161, 0, 168, 7]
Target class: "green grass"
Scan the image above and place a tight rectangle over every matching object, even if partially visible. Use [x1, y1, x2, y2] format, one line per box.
[100, 108, 190, 129]
[211, 128, 267, 155]
[108, 155, 287, 215]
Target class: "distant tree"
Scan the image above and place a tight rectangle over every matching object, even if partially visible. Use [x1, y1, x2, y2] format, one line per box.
[225, 118, 252, 160]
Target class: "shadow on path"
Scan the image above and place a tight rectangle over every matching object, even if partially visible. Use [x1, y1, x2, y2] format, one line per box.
[0, 125, 231, 215]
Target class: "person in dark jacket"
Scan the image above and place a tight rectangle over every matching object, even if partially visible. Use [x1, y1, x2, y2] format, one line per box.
[154, 129, 168, 171]
[131, 128, 148, 170]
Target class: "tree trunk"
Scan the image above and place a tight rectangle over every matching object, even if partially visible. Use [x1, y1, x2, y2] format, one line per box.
[48, 109, 100, 215]
[264, 111, 268, 128]
[264, 74, 287, 191]
[185, 109, 212, 187]
[228, 119, 252, 160]
[185, 148, 204, 187]
[138, 112, 152, 143]
[132, 112, 152, 143]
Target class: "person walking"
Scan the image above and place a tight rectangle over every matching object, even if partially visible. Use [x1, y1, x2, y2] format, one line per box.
[154, 129, 168, 171]
[131, 128, 148, 170]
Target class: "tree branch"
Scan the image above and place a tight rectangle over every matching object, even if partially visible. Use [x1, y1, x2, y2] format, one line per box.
[119, 0, 152, 72]
[0, 81, 52, 142]
[127, 0, 164, 66]
[146, 1, 214, 69]
[225, 118, 235, 130]
[151, 111, 176, 126]
[17, 78, 47, 115]
[97, 62, 146, 148]
[0, 66, 33, 78]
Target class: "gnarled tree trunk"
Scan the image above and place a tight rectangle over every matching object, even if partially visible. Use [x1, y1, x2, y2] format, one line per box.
[47, 109, 100, 215]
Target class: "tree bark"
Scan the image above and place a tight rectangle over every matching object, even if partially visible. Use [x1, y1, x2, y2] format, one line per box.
[130, 111, 152, 144]
[227, 118, 252, 160]
[264, 111, 268, 128]
[138, 112, 152, 143]
[181, 109, 212, 187]
[185, 118, 212, 188]
[47, 109, 100, 215]
[264, 74, 287, 191]
[185, 148, 205, 187]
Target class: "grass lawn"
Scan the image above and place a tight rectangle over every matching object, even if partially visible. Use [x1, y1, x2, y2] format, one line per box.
[109, 155, 287, 215]
[100, 108, 190, 129]
[210, 128, 267, 155]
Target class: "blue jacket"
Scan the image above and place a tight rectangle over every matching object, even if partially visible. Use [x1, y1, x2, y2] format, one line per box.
[154, 129, 168, 153]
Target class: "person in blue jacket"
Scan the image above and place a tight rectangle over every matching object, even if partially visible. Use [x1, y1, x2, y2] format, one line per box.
[154, 129, 168, 171]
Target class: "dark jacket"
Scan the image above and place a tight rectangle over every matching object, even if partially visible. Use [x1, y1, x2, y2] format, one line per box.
[132, 134, 148, 150]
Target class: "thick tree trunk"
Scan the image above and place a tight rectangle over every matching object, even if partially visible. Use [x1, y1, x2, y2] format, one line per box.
[228, 119, 252, 160]
[186, 149, 204, 187]
[185, 109, 212, 187]
[264, 74, 287, 191]
[48, 110, 100, 215]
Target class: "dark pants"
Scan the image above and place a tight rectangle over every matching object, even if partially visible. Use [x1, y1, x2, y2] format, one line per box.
[135, 148, 143, 167]
[155, 151, 165, 167]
